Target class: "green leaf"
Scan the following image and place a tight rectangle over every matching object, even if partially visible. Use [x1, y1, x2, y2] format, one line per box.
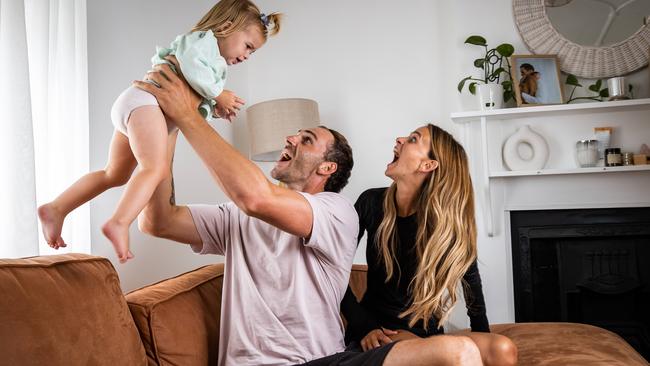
[502, 80, 513, 88]
[565, 74, 581, 87]
[489, 67, 506, 79]
[465, 35, 487, 46]
[588, 79, 602, 92]
[503, 90, 514, 102]
[495, 43, 515, 57]
[457, 76, 471, 93]
[599, 88, 609, 98]
[469, 82, 478, 95]
[474, 58, 486, 69]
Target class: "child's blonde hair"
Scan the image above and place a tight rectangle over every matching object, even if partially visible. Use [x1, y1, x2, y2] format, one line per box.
[192, 0, 282, 39]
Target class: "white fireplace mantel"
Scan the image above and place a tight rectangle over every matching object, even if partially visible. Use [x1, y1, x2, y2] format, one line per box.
[451, 98, 650, 237]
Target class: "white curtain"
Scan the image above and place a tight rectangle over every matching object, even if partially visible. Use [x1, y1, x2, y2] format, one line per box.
[0, 0, 89, 258]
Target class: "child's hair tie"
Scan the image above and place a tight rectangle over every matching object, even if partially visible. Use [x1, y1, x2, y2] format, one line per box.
[260, 13, 270, 28]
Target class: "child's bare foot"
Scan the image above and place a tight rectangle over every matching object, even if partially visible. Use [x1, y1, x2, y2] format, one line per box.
[37, 203, 67, 249]
[102, 219, 134, 264]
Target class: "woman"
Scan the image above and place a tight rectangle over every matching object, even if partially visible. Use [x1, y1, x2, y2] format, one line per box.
[342, 124, 517, 365]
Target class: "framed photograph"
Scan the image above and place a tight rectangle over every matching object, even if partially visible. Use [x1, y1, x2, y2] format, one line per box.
[510, 55, 564, 107]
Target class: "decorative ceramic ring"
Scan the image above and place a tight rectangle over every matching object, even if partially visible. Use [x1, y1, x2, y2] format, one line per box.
[502, 125, 549, 171]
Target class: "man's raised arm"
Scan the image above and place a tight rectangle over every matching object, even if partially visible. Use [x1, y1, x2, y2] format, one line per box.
[134, 63, 314, 239]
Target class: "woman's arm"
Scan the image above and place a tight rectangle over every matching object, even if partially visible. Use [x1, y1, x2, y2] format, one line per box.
[463, 260, 490, 332]
[341, 190, 385, 343]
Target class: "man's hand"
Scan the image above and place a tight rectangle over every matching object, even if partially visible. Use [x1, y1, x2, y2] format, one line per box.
[214, 90, 245, 121]
[360, 328, 398, 351]
[134, 56, 201, 127]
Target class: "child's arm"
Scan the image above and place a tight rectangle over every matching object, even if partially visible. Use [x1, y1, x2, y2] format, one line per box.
[214, 90, 245, 121]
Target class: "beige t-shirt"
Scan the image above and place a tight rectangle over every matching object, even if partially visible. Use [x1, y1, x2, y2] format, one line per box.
[188, 191, 359, 366]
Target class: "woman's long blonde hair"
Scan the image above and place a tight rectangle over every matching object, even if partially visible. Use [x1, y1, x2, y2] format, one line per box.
[376, 124, 477, 330]
[192, 0, 282, 39]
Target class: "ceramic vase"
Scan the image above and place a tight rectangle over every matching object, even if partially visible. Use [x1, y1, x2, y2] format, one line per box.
[502, 124, 549, 171]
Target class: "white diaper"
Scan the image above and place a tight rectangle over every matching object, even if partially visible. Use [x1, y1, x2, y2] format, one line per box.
[110, 85, 178, 135]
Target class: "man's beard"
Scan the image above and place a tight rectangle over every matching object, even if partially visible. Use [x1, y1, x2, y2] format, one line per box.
[271, 157, 319, 188]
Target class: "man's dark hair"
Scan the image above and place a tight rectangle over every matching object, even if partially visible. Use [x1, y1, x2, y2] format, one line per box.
[320, 127, 353, 193]
[520, 63, 535, 71]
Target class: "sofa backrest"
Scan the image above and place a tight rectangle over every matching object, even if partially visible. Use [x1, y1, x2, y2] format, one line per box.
[349, 264, 369, 301]
[124, 262, 368, 365]
[0, 254, 147, 366]
[125, 263, 225, 366]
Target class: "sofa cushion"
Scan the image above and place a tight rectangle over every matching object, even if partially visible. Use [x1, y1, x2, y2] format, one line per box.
[0, 253, 147, 366]
[126, 263, 224, 366]
[491, 322, 647, 366]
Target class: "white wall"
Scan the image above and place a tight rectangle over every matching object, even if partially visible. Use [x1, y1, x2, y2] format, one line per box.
[87, 0, 650, 328]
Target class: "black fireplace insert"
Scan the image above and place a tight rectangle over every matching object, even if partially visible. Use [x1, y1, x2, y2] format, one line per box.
[510, 207, 650, 360]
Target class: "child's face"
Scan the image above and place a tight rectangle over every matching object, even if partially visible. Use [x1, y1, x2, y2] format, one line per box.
[218, 24, 265, 65]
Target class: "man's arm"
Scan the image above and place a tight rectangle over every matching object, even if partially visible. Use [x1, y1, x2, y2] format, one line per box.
[134, 63, 313, 238]
[138, 130, 203, 246]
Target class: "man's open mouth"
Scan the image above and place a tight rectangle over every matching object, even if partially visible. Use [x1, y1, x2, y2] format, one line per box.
[280, 151, 292, 162]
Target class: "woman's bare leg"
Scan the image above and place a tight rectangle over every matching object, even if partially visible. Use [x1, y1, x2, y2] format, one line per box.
[38, 131, 137, 249]
[465, 332, 518, 366]
[102, 106, 168, 263]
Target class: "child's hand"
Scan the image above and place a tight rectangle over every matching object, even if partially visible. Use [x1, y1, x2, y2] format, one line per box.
[214, 90, 245, 120]
[213, 105, 236, 122]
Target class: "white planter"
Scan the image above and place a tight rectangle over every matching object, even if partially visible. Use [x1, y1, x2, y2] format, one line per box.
[476, 83, 504, 110]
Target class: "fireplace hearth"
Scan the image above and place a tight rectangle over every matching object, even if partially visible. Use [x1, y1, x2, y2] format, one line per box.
[510, 207, 650, 360]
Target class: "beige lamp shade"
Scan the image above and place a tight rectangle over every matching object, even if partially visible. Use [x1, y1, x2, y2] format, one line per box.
[246, 98, 320, 161]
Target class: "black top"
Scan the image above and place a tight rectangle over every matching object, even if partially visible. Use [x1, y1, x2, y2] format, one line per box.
[341, 188, 490, 342]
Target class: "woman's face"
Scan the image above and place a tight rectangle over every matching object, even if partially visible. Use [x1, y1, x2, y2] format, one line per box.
[385, 126, 433, 180]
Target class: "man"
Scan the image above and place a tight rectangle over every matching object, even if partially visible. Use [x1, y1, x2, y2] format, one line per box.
[519, 63, 537, 104]
[135, 62, 483, 366]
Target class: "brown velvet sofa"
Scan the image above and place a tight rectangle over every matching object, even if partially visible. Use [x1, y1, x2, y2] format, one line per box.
[0, 253, 647, 365]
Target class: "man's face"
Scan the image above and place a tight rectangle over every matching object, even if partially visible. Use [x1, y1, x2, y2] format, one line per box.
[271, 127, 334, 187]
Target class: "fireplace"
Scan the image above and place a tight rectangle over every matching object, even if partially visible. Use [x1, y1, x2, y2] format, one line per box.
[510, 207, 650, 360]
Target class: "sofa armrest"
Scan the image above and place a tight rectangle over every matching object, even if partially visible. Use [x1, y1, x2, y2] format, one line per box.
[125, 263, 225, 366]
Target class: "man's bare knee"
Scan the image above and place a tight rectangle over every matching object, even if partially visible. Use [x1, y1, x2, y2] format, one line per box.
[489, 336, 517, 366]
[454, 336, 482, 365]
[384, 335, 482, 366]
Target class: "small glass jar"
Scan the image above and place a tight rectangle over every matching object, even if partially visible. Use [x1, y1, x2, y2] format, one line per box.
[576, 139, 598, 167]
[622, 152, 634, 166]
[605, 148, 622, 166]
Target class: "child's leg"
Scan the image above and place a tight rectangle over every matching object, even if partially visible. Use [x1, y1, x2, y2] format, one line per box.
[38, 131, 137, 249]
[102, 106, 168, 263]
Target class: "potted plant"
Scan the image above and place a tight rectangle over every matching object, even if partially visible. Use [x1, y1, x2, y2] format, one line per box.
[457, 35, 515, 110]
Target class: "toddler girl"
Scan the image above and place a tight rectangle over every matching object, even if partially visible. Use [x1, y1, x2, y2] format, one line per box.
[38, 0, 281, 263]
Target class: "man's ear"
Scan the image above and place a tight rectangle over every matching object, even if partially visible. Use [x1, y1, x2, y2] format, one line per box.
[420, 159, 439, 173]
[318, 162, 338, 176]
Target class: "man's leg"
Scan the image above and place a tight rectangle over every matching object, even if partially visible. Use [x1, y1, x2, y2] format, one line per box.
[465, 332, 517, 366]
[383, 335, 483, 366]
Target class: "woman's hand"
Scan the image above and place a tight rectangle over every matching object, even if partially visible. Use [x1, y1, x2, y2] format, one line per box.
[388, 329, 420, 342]
[360, 328, 398, 351]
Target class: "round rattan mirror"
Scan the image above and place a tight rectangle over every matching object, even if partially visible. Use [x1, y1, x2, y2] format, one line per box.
[513, 0, 650, 78]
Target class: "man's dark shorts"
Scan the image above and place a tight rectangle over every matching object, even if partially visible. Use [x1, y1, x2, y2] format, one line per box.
[298, 341, 398, 366]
